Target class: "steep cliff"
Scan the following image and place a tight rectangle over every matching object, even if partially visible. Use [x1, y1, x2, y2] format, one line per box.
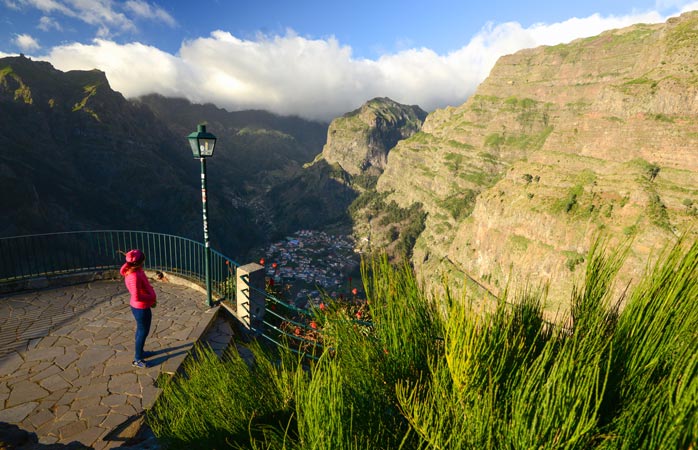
[375, 12, 698, 313]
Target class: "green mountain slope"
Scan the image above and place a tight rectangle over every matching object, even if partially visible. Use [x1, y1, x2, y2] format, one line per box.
[0, 55, 329, 258]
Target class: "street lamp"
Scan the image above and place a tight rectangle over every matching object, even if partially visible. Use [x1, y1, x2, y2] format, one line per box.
[187, 124, 217, 307]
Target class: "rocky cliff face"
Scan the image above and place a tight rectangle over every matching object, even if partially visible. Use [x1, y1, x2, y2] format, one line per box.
[374, 12, 698, 313]
[321, 98, 427, 176]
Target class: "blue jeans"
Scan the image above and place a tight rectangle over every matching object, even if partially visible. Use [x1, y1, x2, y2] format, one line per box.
[131, 306, 152, 361]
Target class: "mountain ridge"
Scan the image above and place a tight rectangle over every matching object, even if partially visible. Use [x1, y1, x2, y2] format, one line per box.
[0, 55, 330, 258]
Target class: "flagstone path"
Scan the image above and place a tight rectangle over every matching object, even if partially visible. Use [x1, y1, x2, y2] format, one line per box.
[0, 276, 233, 449]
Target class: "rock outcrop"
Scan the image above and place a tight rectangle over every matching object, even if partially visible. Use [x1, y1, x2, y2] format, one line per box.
[321, 97, 427, 176]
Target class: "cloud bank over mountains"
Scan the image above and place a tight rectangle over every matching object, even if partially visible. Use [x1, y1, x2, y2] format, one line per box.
[4, 1, 698, 121]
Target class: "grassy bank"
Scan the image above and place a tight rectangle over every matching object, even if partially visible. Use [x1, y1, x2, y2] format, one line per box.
[147, 238, 697, 449]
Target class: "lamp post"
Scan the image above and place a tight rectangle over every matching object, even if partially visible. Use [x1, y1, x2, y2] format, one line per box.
[187, 124, 217, 307]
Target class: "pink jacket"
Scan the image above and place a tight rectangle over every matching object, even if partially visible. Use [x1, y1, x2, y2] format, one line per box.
[120, 263, 157, 309]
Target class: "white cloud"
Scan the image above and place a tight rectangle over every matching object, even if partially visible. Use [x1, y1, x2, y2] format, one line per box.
[655, 0, 698, 9]
[64, 0, 135, 35]
[17, 0, 73, 16]
[47, 39, 188, 98]
[38, 15, 62, 31]
[4, 0, 21, 10]
[124, 0, 176, 27]
[14, 33, 41, 51]
[7, 0, 178, 41]
[678, 1, 698, 12]
[41, 7, 698, 121]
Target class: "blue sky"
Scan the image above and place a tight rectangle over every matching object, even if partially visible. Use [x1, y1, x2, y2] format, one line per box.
[2, 0, 698, 120]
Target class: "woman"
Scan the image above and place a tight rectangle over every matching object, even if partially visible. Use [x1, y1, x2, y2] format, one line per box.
[120, 249, 157, 368]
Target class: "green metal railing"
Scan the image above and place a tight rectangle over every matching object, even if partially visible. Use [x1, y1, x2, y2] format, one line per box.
[0, 230, 355, 359]
[0, 231, 240, 303]
[250, 283, 326, 360]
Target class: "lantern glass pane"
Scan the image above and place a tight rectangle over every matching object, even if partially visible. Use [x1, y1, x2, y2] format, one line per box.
[188, 137, 200, 157]
[199, 138, 216, 157]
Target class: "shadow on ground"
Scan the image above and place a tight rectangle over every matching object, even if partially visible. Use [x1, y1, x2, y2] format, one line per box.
[0, 421, 92, 449]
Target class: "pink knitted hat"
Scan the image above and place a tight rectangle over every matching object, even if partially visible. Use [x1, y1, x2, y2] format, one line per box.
[125, 249, 145, 265]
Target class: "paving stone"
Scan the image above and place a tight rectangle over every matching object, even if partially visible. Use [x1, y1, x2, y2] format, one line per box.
[0, 401, 38, 422]
[27, 407, 56, 428]
[141, 386, 160, 409]
[80, 404, 110, 419]
[59, 419, 88, 439]
[0, 351, 24, 376]
[74, 381, 109, 399]
[3, 368, 33, 384]
[38, 434, 60, 444]
[101, 393, 128, 408]
[34, 418, 62, 442]
[39, 373, 73, 391]
[53, 351, 79, 370]
[108, 373, 139, 395]
[103, 356, 134, 377]
[69, 425, 106, 448]
[22, 359, 47, 373]
[80, 404, 111, 425]
[126, 394, 142, 411]
[35, 334, 60, 348]
[56, 409, 80, 424]
[59, 366, 81, 383]
[70, 427, 106, 449]
[55, 336, 79, 347]
[71, 394, 103, 412]
[44, 387, 70, 402]
[49, 403, 70, 419]
[30, 363, 64, 383]
[25, 346, 65, 363]
[74, 347, 114, 372]
[55, 390, 78, 407]
[110, 403, 138, 418]
[99, 412, 129, 430]
[71, 330, 97, 344]
[7, 380, 49, 407]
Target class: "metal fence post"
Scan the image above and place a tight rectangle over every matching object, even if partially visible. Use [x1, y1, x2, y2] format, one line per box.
[236, 262, 266, 332]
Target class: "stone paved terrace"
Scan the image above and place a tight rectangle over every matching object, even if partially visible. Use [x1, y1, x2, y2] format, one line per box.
[0, 274, 232, 449]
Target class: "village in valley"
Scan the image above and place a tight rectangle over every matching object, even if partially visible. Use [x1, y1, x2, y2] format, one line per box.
[259, 230, 361, 308]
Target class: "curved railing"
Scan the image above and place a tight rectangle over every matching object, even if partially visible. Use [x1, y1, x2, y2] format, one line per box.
[0, 230, 333, 358]
[0, 230, 240, 303]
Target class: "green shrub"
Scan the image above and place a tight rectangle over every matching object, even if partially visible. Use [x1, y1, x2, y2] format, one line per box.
[149, 239, 698, 450]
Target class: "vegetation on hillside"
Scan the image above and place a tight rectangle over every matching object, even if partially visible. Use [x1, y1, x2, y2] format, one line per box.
[148, 237, 698, 449]
[348, 187, 427, 261]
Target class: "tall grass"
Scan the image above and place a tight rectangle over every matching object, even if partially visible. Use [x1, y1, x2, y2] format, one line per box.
[147, 239, 698, 449]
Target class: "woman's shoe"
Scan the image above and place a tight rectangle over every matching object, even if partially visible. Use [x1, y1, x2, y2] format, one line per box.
[132, 359, 147, 368]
